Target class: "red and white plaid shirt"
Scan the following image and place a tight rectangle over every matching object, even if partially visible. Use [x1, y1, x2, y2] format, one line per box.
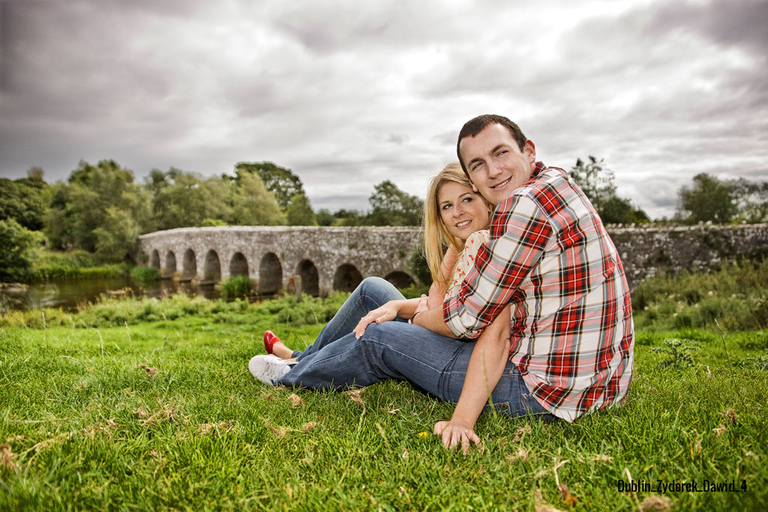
[443, 162, 634, 422]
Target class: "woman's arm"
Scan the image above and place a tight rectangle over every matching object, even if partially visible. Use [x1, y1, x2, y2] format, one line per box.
[434, 305, 511, 454]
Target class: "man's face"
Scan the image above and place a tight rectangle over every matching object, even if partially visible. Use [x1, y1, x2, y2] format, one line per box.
[459, 123, 536, 206]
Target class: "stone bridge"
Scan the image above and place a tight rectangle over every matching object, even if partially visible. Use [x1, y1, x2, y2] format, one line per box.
[136, 224, 768, 295]
[136, 226, 423, 296]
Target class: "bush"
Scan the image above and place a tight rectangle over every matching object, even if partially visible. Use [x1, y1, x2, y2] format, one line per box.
[221, 275, 252, 298]
[633, 259, 768, 331]
[0, 219, 42, 282]
[130, 266, 160, 283]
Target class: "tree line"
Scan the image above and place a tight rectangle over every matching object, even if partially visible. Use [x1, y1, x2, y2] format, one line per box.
[1, 156, 766, 281]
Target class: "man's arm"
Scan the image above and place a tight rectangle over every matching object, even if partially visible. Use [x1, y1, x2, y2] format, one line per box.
[411, 305, 454, 337]
[443, 195, 552, 338]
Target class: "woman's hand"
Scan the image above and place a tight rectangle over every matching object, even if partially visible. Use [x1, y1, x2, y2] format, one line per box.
[433, 419, 480, 455]
[414, 294, 429, 315]
[353, 301, 403, 339]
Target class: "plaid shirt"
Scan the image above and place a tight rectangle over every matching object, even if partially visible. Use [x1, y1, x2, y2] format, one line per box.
[443, 162, 634, 422]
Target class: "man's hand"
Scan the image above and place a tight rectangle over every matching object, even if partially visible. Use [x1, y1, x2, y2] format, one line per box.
[433, 419, 480, 455]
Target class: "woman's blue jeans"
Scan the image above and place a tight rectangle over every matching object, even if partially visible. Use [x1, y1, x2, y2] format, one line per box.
[279, 277, 550, 419]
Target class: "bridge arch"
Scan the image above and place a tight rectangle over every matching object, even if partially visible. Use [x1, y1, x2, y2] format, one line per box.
[150, 250, 160, 270]
[229, 252, 249, 277]
[385, 270, 416, 289]
[333, 263, 363, 292]
[182, 249, 196, 281]
[259, 252, 283, 293]
[203, 250, 222, 283]
[164, 251, 177, 278]
[296, 259, 319, 296]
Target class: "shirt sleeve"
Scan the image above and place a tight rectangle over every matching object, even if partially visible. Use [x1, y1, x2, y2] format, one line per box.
[443, 193, 553, 338]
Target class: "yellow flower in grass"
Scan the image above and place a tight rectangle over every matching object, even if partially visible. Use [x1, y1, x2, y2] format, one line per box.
[417, 431, 429, 439]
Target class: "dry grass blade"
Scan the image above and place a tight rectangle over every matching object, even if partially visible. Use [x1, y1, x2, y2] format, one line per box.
[345, 389, 365, 407]
[719, 408, 738, 424]
[713, 424, 727, 438]
[288, 393, 304, 407]
[639, 495, 673, 512]
[507, 447, 529, 463]
[197, 421, 236, 437]
[0, 444, 18, 472]
[139, 364, 159, 377]
[513, 425, 531, 443]
[534, 488, 564, 512]
[559, 483, 577, 506]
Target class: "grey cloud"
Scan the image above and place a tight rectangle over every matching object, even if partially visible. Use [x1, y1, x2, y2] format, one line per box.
[646, 0, 768, 54]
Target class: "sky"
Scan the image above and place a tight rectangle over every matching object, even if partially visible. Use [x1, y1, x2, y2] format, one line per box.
[1, 0, 766, 220]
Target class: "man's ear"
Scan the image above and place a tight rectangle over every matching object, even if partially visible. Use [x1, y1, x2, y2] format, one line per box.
[471, 183, 478, 193]
[524, 140, 536, 164]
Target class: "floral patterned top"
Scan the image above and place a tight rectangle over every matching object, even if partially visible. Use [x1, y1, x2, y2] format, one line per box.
[447, 230, 490, 298]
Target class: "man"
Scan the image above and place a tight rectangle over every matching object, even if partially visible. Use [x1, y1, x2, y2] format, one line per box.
[412, 115, 634, 426]
[250, 114, 634, 453]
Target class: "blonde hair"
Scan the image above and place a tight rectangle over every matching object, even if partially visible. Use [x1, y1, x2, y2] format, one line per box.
[423, 162, 492, 286]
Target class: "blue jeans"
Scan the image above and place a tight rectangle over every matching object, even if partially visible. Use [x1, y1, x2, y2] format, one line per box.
[279, 277, 551, 419]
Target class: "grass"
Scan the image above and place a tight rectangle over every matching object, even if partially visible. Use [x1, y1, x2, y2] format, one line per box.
[1, 269, 768, 510]
[26, 248, 130, 282]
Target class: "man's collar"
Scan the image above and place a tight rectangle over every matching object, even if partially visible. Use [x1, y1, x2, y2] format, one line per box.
[531, 161, 547, 179]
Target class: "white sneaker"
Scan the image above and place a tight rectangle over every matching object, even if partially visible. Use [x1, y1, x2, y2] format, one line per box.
[249, 355, 291, 385]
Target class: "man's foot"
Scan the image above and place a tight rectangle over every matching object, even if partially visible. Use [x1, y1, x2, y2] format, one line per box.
[248, 355, 291, 386]
[264, 331, 282, 355]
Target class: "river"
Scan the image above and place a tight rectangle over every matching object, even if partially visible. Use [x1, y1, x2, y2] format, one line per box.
[0, 278, 221, 312]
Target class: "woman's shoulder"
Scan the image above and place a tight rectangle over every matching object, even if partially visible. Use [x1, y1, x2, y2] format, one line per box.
[465, 230, 490, 246]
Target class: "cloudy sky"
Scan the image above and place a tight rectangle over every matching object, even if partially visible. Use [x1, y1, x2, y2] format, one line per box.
[1, 0, 766, 219]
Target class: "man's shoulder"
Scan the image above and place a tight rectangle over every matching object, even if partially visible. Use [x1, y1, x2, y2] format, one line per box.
[497, 164, 570, 214]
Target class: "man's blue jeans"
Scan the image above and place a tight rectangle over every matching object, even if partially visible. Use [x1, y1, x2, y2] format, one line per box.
[279, 277, 550, 419]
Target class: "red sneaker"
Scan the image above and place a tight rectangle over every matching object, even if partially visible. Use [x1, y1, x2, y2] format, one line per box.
[264, 331, 282, 355]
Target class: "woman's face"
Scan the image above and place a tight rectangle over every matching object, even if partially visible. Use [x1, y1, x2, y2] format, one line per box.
[437, 181, 491, 242]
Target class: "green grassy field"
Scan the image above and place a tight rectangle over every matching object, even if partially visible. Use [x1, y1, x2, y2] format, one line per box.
[1, 268, 767, 510]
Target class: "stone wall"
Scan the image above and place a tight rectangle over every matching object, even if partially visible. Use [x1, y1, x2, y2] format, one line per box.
[137, 224, 768, 295]
[608, 223, 768, 289]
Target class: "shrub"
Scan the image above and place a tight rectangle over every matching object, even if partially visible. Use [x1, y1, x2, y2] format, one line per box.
[0, 219, 41, 282]
[221, 275, 252, 298]
[131, 266, 160, 283]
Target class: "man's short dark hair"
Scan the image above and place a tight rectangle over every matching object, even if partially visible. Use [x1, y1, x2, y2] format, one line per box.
[456, 114, 527, 174]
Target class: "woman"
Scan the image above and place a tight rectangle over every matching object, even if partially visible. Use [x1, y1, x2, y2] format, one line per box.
[262, 162, 494, 363]
[250, 164, 540, 452]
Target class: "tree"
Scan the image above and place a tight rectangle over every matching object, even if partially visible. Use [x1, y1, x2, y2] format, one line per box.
[147, 168, 231, 230]
[733, 178, 768, 224]
[44, 160, 152, 253]
[286, 193, 317, 226]
[235, 162, 306, 210]
[368, 180, 423, 226]
[0, 175, 51, 231]
[676, 173, 738, 224]
[316, 208, 336, 226]
[92, 207, 141, 262]
[569, 156, 650, 225]
[0, 219, 41, 282]
[230, 172, 286, 226]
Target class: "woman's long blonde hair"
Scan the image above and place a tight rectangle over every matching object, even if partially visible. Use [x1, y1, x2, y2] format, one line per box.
[423, 163, 492, 287]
